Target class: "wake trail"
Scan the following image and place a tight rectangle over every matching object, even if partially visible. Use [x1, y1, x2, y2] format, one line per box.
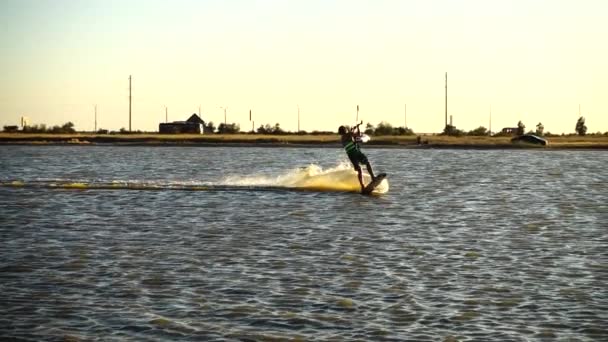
[0, 162, 389, 194]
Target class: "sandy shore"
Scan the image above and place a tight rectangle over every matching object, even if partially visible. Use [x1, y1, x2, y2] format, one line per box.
[1, 133, 607, 149]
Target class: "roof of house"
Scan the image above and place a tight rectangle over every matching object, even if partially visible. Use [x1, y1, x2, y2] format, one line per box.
[186, 113, 205, 125]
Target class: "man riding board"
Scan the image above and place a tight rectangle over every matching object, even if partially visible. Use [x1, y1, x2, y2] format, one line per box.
[338, 123, 378, 193]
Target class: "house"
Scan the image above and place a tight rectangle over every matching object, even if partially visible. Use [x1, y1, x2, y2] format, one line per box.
[501, 127, 519, 135]
[3, 125, 19, 133]
[159, 113, 206, 134]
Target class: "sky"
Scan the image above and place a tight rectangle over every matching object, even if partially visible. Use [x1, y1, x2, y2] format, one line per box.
[1, 0, 607, 134]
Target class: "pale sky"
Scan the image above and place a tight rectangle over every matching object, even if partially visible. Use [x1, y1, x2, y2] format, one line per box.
[1, 0, 606, 133]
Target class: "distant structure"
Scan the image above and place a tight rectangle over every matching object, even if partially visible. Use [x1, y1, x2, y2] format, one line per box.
[501, 127, 519, 135]
[159, 113, 205, 134]
[129, 75, 132, 132]
[21, 116, 29, 129]
[445, 72, 448, 129]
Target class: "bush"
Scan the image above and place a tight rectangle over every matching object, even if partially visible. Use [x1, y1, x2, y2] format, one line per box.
[218, 123, 240, 134]
[442, 124, 464, 136]
[374, 121, 394, 135]
[468, 126, 488, 136]
[535, 122, 544, 136]
[575, 117, 587, 136]
[21, 122, 76, 134]
[517, 121, 525, 136]
[396, 127, 415, 135]
[205, 121, 216, 134]
[256, 123, 285, 134]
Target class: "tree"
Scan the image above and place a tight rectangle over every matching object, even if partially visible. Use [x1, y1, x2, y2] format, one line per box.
[62, 122, 75, 133]
[396, 126, 415, 135]
[257, 124, 272, 134]
[535, 122, 544, 136]
[205, 121, 216, 133]
[374, 121, 393, 135]
[468, 126, 488, 136]
[516, 121, 525, 136]
[442, 124, 464, 136]
[272, 123, 285, 134]
[218, 122, 240, 134]
[575, 116, 587, 136]
[364, 123, 375, 135]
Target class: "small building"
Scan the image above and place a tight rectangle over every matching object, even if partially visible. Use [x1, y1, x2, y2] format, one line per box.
[159, 113, 206, 134]
[3, 125, 19, 133]
[501, 127, 519, 135]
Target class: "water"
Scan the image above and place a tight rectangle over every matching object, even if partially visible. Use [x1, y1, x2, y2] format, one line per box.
[1, 146, 606, 341]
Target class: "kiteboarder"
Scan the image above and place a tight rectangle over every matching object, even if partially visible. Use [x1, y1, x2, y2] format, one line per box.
[338, 122, 379, 193]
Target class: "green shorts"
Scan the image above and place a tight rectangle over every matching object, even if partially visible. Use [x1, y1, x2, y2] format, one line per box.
[347, 150, 369, 168]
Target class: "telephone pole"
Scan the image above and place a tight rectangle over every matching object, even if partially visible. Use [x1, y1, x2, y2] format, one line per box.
[129, 75, 132, 132]
[445, 72, 448, 128]
[165, 106, 168, 123]
[489, 106, 492, 136]
[220, 107, 227, 128]
[250, 109, 253, 132]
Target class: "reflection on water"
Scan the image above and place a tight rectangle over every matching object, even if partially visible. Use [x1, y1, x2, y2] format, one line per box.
[0, 146, 606, 341]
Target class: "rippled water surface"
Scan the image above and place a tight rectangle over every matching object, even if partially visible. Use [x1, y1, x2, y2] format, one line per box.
[1, 146, 607, 341]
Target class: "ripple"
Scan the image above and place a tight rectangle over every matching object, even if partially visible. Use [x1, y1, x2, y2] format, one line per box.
[1, 147, 607, 341]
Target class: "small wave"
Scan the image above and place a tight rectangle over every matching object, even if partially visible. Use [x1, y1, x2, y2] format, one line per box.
[222, 162, 388, 194]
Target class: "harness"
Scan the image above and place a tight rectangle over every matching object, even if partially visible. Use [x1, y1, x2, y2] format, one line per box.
[343, 140, 359, 154]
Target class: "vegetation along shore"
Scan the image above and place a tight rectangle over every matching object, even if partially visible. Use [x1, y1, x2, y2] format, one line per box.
[1, 133, 607, 149]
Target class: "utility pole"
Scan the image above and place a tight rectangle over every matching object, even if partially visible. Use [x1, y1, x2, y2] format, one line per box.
[489, 105, 492, 136]
[165, 106, 168, 123]
[94, 105, 97, 132]
[220, 107, 227, 129]
[129, 75, 132, 132]
[445, 72, 448, 129]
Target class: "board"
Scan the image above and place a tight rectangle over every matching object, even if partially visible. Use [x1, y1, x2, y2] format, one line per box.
[362, 173, 387, 195]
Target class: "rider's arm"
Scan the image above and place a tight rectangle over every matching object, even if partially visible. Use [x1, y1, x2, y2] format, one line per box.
[351, 124, 362, 137]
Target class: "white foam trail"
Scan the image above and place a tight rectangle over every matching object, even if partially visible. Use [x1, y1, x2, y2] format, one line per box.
[2, 162, 389, 194]
[221, 162, 389, 194]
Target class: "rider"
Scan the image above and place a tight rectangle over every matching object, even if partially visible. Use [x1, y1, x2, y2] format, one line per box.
[339, 123, 377, 193]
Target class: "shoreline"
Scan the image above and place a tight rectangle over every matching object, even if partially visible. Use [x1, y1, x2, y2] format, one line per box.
[1, 133, 607, 150]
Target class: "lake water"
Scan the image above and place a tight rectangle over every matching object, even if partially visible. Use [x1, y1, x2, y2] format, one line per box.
[0, 145, 606, 341]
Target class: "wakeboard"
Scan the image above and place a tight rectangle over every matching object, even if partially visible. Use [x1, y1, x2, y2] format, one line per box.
[362, 173, 387, 195]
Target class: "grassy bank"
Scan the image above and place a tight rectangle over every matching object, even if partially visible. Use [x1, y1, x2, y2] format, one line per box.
[1, 133, 607, 149]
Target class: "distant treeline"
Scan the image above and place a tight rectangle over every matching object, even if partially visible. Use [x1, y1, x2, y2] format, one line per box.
[249, 121, 416, 136]
[4, 117, 607, 136]
[4, 122, 76, 134]
[441, 117, 607, 137]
